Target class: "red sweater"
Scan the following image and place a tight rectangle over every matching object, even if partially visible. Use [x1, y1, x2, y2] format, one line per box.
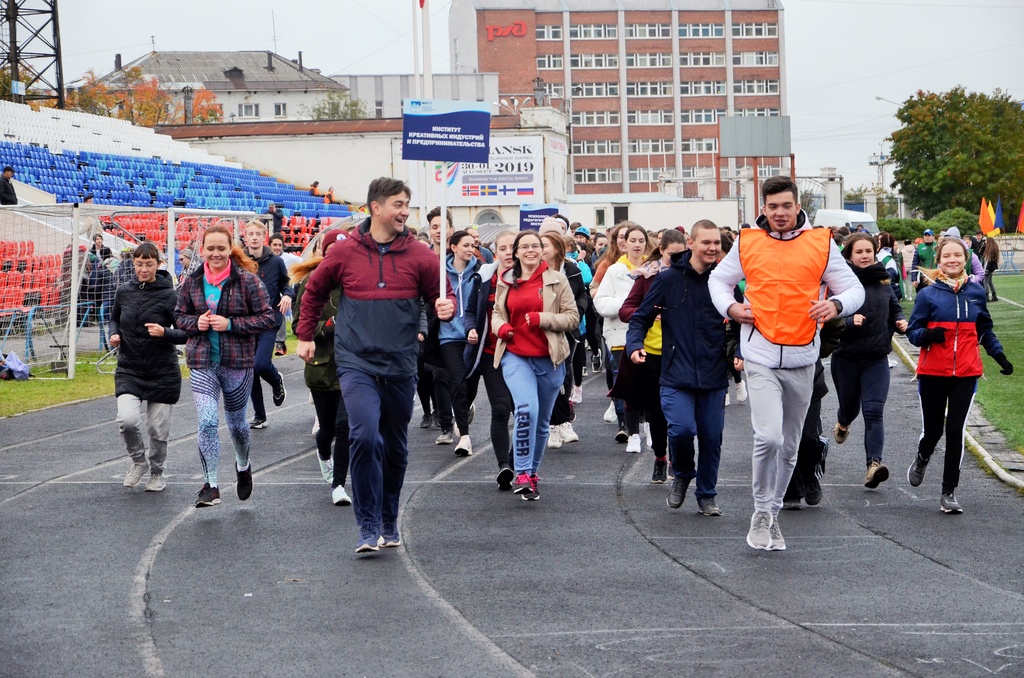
[500, 264, 549, 358]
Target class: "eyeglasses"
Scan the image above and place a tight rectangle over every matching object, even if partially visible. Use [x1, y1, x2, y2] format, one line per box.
[517, 243, 543, 251]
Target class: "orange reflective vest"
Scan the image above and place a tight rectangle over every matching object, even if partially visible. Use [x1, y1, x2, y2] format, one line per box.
[738, 228, 832, 346]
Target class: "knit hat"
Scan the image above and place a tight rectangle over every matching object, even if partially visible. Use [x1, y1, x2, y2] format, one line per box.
[539, 217, 565, 235]
[320, 229, 346, 255]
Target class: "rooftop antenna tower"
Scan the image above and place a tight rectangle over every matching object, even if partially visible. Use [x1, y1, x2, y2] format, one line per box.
[1, 0, 66, 107]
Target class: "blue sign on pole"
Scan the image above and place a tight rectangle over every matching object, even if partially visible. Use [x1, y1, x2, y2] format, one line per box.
[519, 203, 560, 231]
[402, 99, 492, 164]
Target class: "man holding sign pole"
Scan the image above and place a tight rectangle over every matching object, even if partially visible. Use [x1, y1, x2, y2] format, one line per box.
[296, 177, 455, 555]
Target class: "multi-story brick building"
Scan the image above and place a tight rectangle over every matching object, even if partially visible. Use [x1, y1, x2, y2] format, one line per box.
[449, 0, 787, 198]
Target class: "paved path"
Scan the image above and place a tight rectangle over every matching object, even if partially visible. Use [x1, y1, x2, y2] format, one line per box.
[3, 355, 1024, 677]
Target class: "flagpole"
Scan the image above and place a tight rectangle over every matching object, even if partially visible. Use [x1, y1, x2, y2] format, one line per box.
[422, 0, 436, 229]
[411, 0, 426, 229]
[439, 162, 448, 298]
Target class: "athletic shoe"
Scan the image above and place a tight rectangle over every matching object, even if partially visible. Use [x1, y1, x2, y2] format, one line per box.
[805, 477, 823, 505]
[144, 473, 166, 492]
[468, 403, 476, 424]
[419, 412, 434, 429]
[454, 435, 473, 457]
[581, 367, 588, 377]
[249, 417, 268, 430]
[547, 426, 562, 449]
[667, 477, 688, 509]
[236, 465, 253, 501]
[381, 522, 401, 548]
[317, 454, 334, 483]
[767, 515, 786, 551]
[832, 422, 849, 444]
[907, 453, 929, 487]
[496, 465, 514, 491]
[725, 392, 731, 407]
[865, 459, 889, 489]
[746, 511, 772, 550]
[652, 458, 668, 484]
[815, 437, 830, 479]
[558, 422, 579, 443]
[332, 485, 352, 506]
[940, 493, 963, 514]
[355, 528, 380, 554]
[626, 433, 641, 453]
[697, 496, 722, 517]
[642, 422, 652, 448]
[272, 379, 287, 407]
[592, 352, 603, 372]
[123, 462, 148, 487]
[615, 429, 628, 444]
[736, 380, 748, 403]
[603, 402, 617, 423]
[435, 429, 454, 445]
[274, 341, 287, 356]
[782, 498, 803, 511]
[195, 483, 221, 508]
[512, 472, 532, 495]
[311, 415, 319, 437]
[570, 385, 583, 404]
[521, 475, 539, 501]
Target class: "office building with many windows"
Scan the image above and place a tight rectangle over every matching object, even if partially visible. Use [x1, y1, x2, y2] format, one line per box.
[449, 0, 788, 197]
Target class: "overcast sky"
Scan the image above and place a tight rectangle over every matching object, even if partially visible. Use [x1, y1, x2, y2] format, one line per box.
[59, 0, 1024, 191]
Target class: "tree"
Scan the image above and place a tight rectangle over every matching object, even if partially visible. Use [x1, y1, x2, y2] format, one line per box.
[888, 87, 1024, 219]
[302, 90, 368, 120]
[67, 69, 117, 116]
[927, 207, 978, 236]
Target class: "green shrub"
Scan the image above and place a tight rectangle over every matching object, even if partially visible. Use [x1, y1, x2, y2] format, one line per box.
[878, 217, 929, 241]
[928, 207, 978, 236]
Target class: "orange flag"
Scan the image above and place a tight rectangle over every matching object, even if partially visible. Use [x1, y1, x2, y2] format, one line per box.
[979, 197, 995, 234]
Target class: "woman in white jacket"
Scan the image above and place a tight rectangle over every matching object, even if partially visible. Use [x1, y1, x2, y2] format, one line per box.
[594, 223, 649, 443]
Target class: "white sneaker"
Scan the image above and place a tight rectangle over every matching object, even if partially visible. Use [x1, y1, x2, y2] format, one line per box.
[332, 485, 352, 506]
[641, 421, 652, 448]
[454, 435, 473, 457]
[316, 454, 334, 484]
[736, 380, 748, 404]
[311, 415, 320, 437]
[547, 426, 563, 449]
[725, 392, 731, 407]
[144, 473, 166, 492]
[559, 422, 580, 443]
[570, 385, 583, 404]
[626, 433, 641, 453]
[123, 462, 148, 487]
[603, 402, 617, 423]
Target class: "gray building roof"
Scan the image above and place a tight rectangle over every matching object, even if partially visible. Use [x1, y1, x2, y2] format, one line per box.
[464, 0, 782, 10]
[99, 51, 348, 93]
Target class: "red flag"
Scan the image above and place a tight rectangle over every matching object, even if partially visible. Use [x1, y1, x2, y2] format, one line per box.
[1018, 199, 1024, 233]
[979, 197, 995, 234]
[420, 0, 425, 6]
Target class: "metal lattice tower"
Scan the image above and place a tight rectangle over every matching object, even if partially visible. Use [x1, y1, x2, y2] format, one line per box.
[1, 0, 65, 107]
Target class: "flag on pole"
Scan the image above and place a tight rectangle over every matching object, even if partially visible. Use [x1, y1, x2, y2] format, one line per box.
[979, 197, 995, 234]
[1018, 199, 1024, 233]
[420, 0, 425, 7]
[992, 196, 1004, 235]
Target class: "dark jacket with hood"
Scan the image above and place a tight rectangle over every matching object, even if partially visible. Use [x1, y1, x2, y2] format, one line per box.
[249, 246, 293, 328]
[834, 261, 905, 359]
[626, 250, 728, 391]
[109, 269, 186, 403]
[295, 217, 456, 379]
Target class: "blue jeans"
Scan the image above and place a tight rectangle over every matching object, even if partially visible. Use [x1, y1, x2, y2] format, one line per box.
[501, 352, 564, 475]
[660, 385, 726, 500]
[338, 370, 415, 535]
[250, 327, 282, 420]
[831, 353, 890, 464]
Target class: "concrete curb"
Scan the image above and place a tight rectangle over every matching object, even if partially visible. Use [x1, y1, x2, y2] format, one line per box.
[890, 335, 1024, 491]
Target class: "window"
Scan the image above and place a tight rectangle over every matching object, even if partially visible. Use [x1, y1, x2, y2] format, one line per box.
[574, 168, 623, 183]
[537, 54, 564, 70]
[571, 139, 621, 155]
[678, 23, 724, 38]
[570, 53, 618, 69]
[627, 110, 673, 124]
[738, 107, 780, 116]
[544, 82, 565, 98]
[595, 208, 606, 227]
[536, 24, 562, 40]
[679, 109, 724, 124]
[680, 81, 726, 96]
[238, 103, 259, 118]
[625, 23, 670, 38]
[625, 81, 674, 97]
[374, 100, 383, 119]
[734, 79, 780, 94]
[568, 24, 617, 39]
[273, 103, 287, 117]
[624, 53, 673, 68]
[680, 52, 725, 67]
[732, 22, 778, 37]
[628, 139, 674, 154]
[571, 110, 621, 126]
[628, 167, 663, 182]
[576, 82, 619, 97]
[680, 138, 718, 153]
[733, 51, 779, 66]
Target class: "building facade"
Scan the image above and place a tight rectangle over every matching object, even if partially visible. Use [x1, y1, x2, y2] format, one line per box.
[449, 0, 788, 197]
[331, 73, 500, 120]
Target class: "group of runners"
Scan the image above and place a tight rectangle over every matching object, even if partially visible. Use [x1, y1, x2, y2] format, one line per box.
[107, 175, 1013, 554]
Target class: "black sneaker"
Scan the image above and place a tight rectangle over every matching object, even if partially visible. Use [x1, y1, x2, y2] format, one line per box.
[667, 477, 688, 509]
[697, 496, 722, 517]
[195, 483, 221, 507]
[419, 412, 434, 429]
[940, 493, 963, 514]
[652, 458, 668, 484]
[805, 477, 822, 505]
[236, 465, 253, 501]
[907, 453, 929, 487]
[615, 429, 628, 444]
[496, 465, 514, 491]
[249, 417, 268, 429]
[272, 379, 287, 407]
[592, 352, 603, 372]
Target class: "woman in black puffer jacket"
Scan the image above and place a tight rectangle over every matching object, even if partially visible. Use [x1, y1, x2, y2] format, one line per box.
[108, 242, 186, 492]
[830, 233, 908, 489]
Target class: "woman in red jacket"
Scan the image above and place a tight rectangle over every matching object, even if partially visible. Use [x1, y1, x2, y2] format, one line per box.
[906, 237, 1012, 514]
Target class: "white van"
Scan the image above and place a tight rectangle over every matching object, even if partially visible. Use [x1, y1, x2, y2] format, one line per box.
[812, 209, 879, 234]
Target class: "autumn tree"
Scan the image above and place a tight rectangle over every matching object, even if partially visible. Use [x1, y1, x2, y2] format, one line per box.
[67, 69, 117, 116]
[888, 87, 1024, 219]
[302, 90, 368, 120]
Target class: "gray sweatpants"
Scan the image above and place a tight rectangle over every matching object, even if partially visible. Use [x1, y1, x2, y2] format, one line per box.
[116, 394, 174, 473]
[746, 361, 815, 514]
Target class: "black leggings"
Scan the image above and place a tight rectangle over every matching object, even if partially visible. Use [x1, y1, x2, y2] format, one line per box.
[310, 388, 350, 488]
[433, 342, 471, 434]
[917, 375, 977, 494]
[467, 355, 513, 467]
[984, 270, 998, 300]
